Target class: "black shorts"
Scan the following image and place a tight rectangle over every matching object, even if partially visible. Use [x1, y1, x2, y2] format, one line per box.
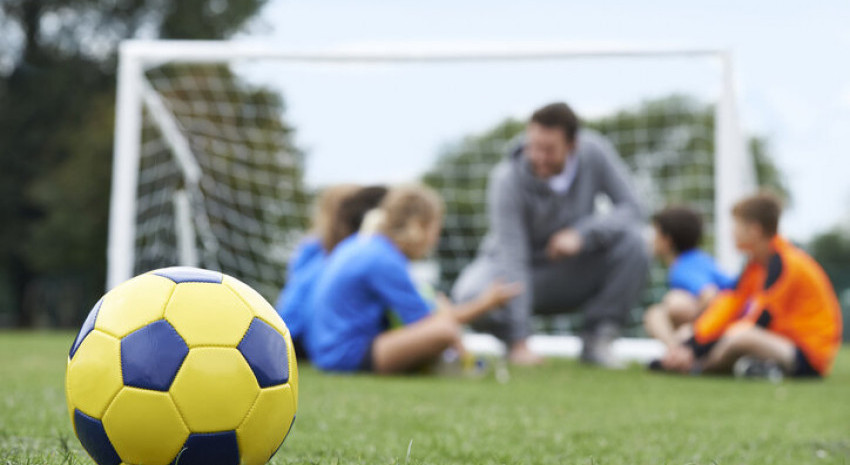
[357, 339, 376, 372]
[791, 347, 821, 378]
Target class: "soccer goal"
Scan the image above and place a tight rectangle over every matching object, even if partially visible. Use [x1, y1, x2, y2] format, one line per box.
[108, 40, 756, 311]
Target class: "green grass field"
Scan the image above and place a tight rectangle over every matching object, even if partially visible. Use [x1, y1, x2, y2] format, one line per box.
[1, 332, 848, 465]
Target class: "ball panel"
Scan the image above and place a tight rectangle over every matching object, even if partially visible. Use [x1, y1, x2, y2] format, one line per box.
[236, 385, 295, 465]
[169, 348, 260, 432]
[66, 330, 124, 418]
[70, 298, 103, 360]
[102, 388, 189, 465]
[176, 431, 240, 465]
[95, 274, 175, 338]
[73, 409, 122, 465]
[237, 318, 289, 388]
[121, 320, 188, 391]
[222, 276, 289, 336]
[151, 266, 223, 284]
[164, 283, 253, 347]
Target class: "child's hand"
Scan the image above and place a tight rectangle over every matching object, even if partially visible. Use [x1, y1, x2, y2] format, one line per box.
[662, 345, 695, 373]
[481, 280, 524, 308]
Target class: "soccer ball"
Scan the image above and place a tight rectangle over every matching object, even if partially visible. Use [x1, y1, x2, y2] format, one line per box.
[65, 267, 298, 465]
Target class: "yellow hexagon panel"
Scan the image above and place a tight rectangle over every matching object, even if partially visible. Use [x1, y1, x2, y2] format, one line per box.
[102, 387, 189, 465]
[170, 347, 260, 432]
[66, 330, 123, 418]
[164, 282, 253, 347]
[95, 274, 175, 338]
[223, 276, 290, 337]
[236, 385, 295, 465]
[286, 334, 298, 411]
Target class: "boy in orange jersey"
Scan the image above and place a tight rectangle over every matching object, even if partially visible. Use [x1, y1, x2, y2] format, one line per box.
[661, 192, 843, 378]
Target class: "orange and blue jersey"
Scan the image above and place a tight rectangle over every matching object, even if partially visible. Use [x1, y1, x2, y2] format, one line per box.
[308, 234, 433, 371]
[668, 249, 736, 296]
[688, 236, 843, 375]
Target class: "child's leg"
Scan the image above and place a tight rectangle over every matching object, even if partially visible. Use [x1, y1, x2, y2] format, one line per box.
[664, 290, 700, 327]
[643, 303, 677, 348]
[371, 313, 461, 374]
[702, 324, 796, 373]
[644, 290, 699, 348]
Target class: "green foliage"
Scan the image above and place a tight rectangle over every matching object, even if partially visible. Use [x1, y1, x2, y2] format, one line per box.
[0, 0, 270, 326]
[809, 228, 850, 342]
[2, 332, 848, 464]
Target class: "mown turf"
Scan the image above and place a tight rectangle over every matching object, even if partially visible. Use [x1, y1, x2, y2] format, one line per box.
[1, 331, 848, 465]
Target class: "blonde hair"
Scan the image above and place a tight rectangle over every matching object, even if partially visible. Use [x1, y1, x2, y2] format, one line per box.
[376, 184, 444, 252]
[312, 184, 359, 251]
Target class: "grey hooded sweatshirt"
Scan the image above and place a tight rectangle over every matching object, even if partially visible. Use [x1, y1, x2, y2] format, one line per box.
[476, 128, 645, 341]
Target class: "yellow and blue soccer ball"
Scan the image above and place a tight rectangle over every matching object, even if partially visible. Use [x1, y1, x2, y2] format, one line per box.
[65, 267, 298, 465]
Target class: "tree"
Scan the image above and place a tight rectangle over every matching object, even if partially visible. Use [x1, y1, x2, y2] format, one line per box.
[423, 96, 788, 290]
[809, 227, 850, 342]
[0, 0, 272, 326]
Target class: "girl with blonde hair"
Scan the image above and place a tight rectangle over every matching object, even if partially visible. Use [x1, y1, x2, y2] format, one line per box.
[309, 184, 521, 374]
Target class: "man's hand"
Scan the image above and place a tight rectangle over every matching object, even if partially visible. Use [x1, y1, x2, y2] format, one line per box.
[661, 345, 695, 373]
[546, 228, 584, 260]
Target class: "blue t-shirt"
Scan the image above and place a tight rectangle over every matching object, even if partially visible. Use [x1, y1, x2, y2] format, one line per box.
[308, 234, 432, 371]
[668, 249, 737, 296]
[275, 237, 325, 342]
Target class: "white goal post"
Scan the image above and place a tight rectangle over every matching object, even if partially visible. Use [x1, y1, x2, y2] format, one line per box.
[108, 39, 756, 295]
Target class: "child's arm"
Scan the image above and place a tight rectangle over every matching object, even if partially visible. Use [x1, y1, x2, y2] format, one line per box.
[437, 281, 523, 325]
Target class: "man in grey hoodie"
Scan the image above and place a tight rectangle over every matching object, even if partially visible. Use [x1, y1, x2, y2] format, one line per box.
[453, 102, 650, 367]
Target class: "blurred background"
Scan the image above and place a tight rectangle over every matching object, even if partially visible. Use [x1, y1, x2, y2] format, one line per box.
[0, 0, 848, 338]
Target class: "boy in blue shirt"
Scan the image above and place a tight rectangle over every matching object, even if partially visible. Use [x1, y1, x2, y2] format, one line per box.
[309, 185, 522, 374]
[643, 206, 736, 349]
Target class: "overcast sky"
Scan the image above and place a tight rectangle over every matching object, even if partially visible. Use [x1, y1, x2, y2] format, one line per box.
[235, 0, 850, 242]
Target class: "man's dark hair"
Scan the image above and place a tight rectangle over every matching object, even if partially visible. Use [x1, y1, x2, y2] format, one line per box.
[326, 185, 389, 250]
[530, 102, 580, 143]
[651, 206, 704, 254]
[732, 191, 782, 237]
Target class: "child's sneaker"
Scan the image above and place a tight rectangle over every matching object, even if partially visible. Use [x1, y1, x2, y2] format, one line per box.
[733, 356, 784, 383]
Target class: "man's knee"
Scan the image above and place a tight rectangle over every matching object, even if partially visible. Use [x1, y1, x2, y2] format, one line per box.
[610, 228, 650, 268]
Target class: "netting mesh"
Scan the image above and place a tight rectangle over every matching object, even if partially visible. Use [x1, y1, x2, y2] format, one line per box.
[133, 58, 723, 309]
[136, 65, 309, 299]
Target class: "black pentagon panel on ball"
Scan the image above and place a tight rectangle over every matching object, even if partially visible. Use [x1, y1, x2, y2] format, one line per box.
[69, 298, 103, 360]
[73, 409, 122, 465]
[153, 266, 223, 284]
[175, 431, 240, 465]
[121, 320, 189, 391]
[237, 318, 290, 388]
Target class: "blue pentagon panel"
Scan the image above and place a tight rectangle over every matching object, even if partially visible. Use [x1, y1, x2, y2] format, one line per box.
[73, 409, 122, 465]
[237, 318, 289, 387]
[153, 266, 223, 284]
[121, 320, 189, 391]
[69, 299, 103, 360]
[176, 431, 240, 465]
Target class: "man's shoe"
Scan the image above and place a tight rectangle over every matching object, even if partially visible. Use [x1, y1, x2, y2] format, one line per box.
[580, 322, 625, 369]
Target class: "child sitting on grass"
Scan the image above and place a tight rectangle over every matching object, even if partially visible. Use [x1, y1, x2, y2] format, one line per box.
[661, 193, 843, 378]
[644, 206, 736, 350]
[276, 185, 387, 358]
[308, 184, 522, 374]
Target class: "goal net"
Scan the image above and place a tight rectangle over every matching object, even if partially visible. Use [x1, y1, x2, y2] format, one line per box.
[109, 41, 755, 308]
